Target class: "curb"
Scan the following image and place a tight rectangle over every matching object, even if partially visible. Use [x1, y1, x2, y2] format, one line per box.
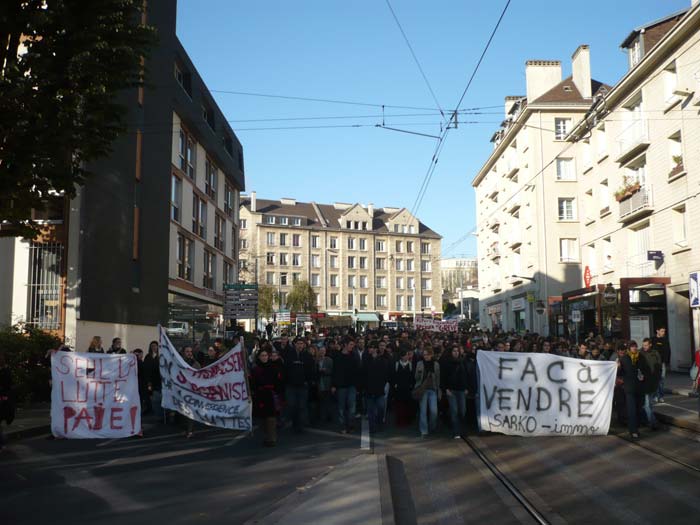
[654, 410, 700, 433]
[377, 454, 396, 525]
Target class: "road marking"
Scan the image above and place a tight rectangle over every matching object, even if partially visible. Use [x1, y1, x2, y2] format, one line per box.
[662, 403, 698, 415]
[224, 432, 250, 447]
[361, 416, 371, 450]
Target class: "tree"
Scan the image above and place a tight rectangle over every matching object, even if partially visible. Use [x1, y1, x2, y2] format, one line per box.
[443, 301, 458, 316]
[286, 280, 317, 314]
[258, 285, 277, 319]
[0, 0, 156, 238]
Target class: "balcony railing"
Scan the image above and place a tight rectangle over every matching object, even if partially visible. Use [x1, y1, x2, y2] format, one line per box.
[487, 243, 501, 259]
[615, 119, 649, 163]
[618, 186, 653, 222]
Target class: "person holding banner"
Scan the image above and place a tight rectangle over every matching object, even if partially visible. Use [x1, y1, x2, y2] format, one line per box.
[414, 346, 441, 438]
[143, 341, 162, 418]
[619, 341, 651, 439]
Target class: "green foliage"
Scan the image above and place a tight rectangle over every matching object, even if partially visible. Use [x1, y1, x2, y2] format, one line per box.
[258, 284, 277, 319]
[286, 280, 317, 314]
[443, 301, 458, 316]
[0, 324, 62, 403]
[0, 0, 156, 238]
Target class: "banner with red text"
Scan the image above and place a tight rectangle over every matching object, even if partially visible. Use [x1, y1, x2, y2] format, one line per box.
[414, 318, 458, 332]
[158, 326, 252, 431]
[51, 352, 141, 439]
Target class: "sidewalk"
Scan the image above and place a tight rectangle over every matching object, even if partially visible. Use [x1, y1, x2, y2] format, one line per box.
[5, 404, 51, 441]
[653, 371, 700, 432]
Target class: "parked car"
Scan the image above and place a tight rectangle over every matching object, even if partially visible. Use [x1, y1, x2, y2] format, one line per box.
[166, 321, 189, 337]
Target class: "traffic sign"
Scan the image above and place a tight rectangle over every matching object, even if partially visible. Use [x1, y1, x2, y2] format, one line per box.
[224, 285, 259, 320]
[570, 310, 581, 323]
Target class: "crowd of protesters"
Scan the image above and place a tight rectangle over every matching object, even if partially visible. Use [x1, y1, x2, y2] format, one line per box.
[1, 324, 699, 450]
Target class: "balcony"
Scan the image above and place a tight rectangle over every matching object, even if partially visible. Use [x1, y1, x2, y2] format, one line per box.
[618, 186, 653, 223]
[615, 119, 649, 164]
[507, 193, 521, 213]
[487, 242, 501, 260]
[508, 224, 522, 248]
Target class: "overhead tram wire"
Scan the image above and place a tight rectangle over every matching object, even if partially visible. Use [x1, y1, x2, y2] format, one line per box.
[410, 0, 512, 218]
[384, 0, 446, 122]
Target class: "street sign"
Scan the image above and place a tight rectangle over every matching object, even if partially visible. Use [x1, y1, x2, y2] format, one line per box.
[224, 283, 259, 290]
[583, 266, 592, 288]
[224, 285, 258, 320]
[603, 284, 616, 304]
[647, 250, 664, 262]
[570, 310, 581, 323]
[690, 271, 700, 308]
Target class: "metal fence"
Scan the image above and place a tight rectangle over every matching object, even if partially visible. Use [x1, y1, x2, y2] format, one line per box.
[26, 242, 64, 331]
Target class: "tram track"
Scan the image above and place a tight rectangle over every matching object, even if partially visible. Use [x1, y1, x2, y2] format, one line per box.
[613, 431, 700, 475]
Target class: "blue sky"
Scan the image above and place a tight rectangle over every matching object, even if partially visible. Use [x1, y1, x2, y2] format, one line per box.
[176, 0, 690, 258]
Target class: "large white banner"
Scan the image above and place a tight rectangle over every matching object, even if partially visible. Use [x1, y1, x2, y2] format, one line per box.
[415, 318, 458, 332]
[159, 326, 252, 431]
[51, 352, 141, 439]
[477, 352, 616, 437]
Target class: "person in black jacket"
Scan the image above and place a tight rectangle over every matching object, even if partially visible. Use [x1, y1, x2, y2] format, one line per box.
[332, 338, 360, 433]
[107, 337, 127, 354]
[363, 342, 391, 433]
[0, 352, 14, 451]
[143, 341, 162, 418]
[441, 345, 468, 438]
[391, 346, 415, 427]
[651, 327, 669, 403]
[281, 337, 315, 432]
[619, 341, 651, 439]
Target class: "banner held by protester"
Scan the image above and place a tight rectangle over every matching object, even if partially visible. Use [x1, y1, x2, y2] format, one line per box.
[51, 352, 141, 439]
[477, 352, 616, 437]
[158, 326, 252, 431]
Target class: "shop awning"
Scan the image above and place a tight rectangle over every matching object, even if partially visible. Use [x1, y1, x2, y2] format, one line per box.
[354, 313, 380, 322]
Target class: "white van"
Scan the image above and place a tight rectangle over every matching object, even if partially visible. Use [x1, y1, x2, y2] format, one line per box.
[166, 321, 189, 337]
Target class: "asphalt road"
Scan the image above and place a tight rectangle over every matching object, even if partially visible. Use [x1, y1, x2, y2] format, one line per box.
[1, 417, 362, 525]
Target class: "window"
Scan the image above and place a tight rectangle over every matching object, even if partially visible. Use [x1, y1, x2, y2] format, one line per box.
[395, 241, 403, 253]
[280, 272, 288, 286]
[265, 216, 275, 225]
[203, 251, 215, 289]
[292, 253, 301, 266]
[178, 130, 187, 172]
[603, 237, 613, 272]
[171, 175, 182, 222]
[360, 276, 368, 289]
[348, 237, 355, 250]
[266, 272, 275, 285]
[266, 252, 275, 265]
[224, 184, 234, 217]
[177, 234, 193, 281]
[625, 155, 647, 187]
[376, 240, 386, 252]
[396, 295, 403, 311]
[348, 256, 356, 269]
[330, 293, 338, 307]
[668, 130, 684, 177]
[559, 238, 579, 263]
[673, 205, 688, 247]
[240, 219, 247, 229]
[214, 214, 225, 251]
[395, 258, 403, 271]
[359, 256, 367, 269]
[629, 37, 642, 68]
[554, 118, 572, 140]
[407, 241, 414, 253]
[223, 261, 233, 287]
[359, 238, 367, 251]
[311, 235, 319, 249]
[292, 273, 301, 283]
[293, 217, 301, 226]
[329, 255, 338, 268]
[558, 198, 576, 221]
[174, 63, 191, 96]
[406, 259, 414, 271]
[330, 274, 338, 287]
[663, 61, 678, 104]
[279, 233, 287, 246]
[396, 277, 404, 289]
[421, 296, 432, 309]
[311, 274, 320, 287]
[407, 295, 414, 310]
[394, 224, 399, 233]
[279, 291, 287, 307]
[376, 295, 386, 307]
[376, 276, 386, 289]
[421, 278, 432, 291]
[348, 275, 356, 288]
[205, 159, 217, 200]
[192, 195, 206, 238]
[202, 103, 215, 130]
[185, 134, 196, 179]
[330, 237, 338, 249]
[292, 234, 301, 247]
[599, 180, 610, 213]
[279, 253, 288, 266]
[421, 242, 431, 254]
[375, 257, 385, 270]
[409, 225, 415, 234]
[354, 221, 360, 230]
[361, 221, 367, 231]
[280, 217, 288, 226]
[420, 260, 431, 272]
[556, 158, 575, 181]
[312, 254, 321, 268]
[348, 294, 354, 308]
[360, 294, 368, 309]
[267, 232, 275, 246]
[239, 238, 248, 250]
[346, 220, 351, 229]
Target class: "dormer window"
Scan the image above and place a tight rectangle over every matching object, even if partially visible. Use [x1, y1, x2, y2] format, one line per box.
[202, 103, 215, 131]
[629, 37, 642, 68]
[174, 62, 192, 97]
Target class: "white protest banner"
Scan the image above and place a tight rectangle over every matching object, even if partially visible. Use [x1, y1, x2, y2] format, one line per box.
[51, 352, 141, 439]
[158, 326, 252, 431]
[477, 352, 616, 437]
[414, 318, 459, 332]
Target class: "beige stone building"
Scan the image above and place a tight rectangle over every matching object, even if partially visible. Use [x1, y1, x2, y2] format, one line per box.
[238, 193, 442, 324]
[472, 46, 609, 335]
[566, 4, 700, 369]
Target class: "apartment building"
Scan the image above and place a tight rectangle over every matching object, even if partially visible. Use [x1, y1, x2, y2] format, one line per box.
[565, 3, 700, 369]
[472, 46, 609, 335]
[239, 193, 442, 323]
[0, 0, 245, 350]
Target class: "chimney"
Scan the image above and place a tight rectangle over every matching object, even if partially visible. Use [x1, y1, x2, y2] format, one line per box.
[525, 60, 562, 102]
[572, 45, 592, 99]
[367, 203, 374, 217]
[250, 191, 257, 213]
[504, 96, 522, 118]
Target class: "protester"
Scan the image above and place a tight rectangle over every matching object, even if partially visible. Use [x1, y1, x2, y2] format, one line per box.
[619, 341, 649, 439]
[415, 345, 440, 438]
[281, 337, 315, 433]
[316, 345, 334, 423]
[640, 338, 661, 430]
[332, 337, 360, 433]
[364, 342, 391, 433]
[87, 336, 104, 353]
[391, 347, 415, 427]
[107, 337, 127, 354]
[252, 348, 284, 446]
[143, 340, 162, 417]
[181, 345, 200, 438]
[441, 345, 468, 439]
[0, 353, 15, 452]
[132, 348, 148, 412]
[651, 327, 669, 403]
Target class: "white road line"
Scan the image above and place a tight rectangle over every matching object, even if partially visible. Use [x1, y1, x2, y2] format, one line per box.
[224, 432, 250, 447]
[360, 416, 371, 450]
[663, 403, 699, 415]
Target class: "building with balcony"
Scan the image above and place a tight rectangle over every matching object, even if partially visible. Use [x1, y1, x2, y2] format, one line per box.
[0, 0, 245, 350]
[238, 194, 442, 326]
[566, 2, 700, 370]
[472, 46, 610, 334]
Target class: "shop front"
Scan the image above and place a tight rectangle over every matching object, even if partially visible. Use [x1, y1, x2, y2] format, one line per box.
[512, 297, 527, 333]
